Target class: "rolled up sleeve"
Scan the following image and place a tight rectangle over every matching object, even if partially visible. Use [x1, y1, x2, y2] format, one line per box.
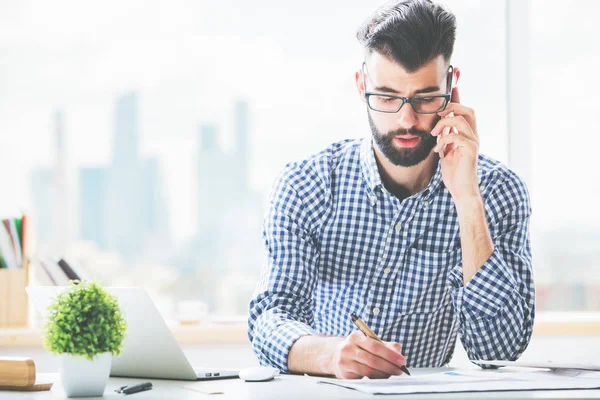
[447, 173, 535, 367]
[247, 168, 322, 371]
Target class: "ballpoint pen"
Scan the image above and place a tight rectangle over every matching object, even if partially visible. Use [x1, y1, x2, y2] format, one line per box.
[115, 382, 153, 395]
[350, 313, 411, 376]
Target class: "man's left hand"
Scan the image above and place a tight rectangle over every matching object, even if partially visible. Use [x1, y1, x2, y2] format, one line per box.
[430, 86, 480, 201]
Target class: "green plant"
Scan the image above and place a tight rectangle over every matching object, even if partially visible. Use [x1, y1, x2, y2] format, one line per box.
[43, 281, 127, 360]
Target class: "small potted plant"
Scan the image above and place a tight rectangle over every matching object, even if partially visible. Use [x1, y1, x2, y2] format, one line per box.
[43, 281, 127, 397]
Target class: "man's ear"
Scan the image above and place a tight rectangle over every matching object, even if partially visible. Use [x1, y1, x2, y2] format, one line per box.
[453, 67, 461, 87]
[355, 69, 366, 103]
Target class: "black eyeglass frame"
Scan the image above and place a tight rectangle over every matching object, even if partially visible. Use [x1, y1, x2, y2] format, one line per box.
[362, 62, 454, 114]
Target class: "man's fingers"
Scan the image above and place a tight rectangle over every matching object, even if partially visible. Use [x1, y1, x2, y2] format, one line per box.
[354, 347, 402, 376]
[451, 86, 461, 104]
[431, 116, 478, 143]
[386, 342, 403, 353]
[436, 102, 478, 140]
[348, 361, 391, 379]
[357, 336, 406, 367]
[437, 103, 473, 120]
[434, 133, 476, 155]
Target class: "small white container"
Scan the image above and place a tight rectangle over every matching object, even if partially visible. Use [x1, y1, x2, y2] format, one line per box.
[59, 352, 112, 397]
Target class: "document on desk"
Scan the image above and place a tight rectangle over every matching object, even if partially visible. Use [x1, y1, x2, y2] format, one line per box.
[318, 370, 600, 395]
[474, 359, 600, 371]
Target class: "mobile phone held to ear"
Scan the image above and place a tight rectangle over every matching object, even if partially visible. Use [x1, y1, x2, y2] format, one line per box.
[438, 66, 456, 158]
[437, 112, 454, 158]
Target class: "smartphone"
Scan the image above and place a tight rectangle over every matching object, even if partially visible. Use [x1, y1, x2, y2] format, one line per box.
[437, 66, 456, 158]
[437, 112, 454, 158]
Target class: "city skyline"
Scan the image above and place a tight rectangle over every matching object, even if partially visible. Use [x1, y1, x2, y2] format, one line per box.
[29, 91, 264, 314]
[31, 93, 257, 257]
[26, 89, 600, 313]
[4, 0, 600, 314]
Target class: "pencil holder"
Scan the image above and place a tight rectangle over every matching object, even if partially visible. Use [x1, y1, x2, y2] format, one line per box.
[0, 260, 30, 327]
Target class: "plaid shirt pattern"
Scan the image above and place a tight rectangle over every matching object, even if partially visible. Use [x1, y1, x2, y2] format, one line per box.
[248, 137, 535, 371]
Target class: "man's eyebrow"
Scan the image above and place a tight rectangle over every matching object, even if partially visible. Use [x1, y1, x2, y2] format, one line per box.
[372, 85, 442, 95]
[415, 86, 441, 95]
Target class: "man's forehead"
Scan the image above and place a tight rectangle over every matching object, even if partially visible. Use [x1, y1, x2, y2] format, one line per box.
[365, 53, 447, 91]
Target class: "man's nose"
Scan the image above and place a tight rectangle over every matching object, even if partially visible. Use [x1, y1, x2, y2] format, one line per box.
[395, 102, 418, 128]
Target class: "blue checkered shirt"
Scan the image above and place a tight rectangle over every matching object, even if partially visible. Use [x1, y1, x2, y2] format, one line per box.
[248, 137, 535, 371]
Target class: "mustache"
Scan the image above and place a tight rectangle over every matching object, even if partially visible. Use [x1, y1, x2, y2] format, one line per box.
[384, 127, 429, 138]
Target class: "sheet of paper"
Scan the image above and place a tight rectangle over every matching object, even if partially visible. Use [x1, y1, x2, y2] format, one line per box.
[182, 382, 227, 395]
[474, 359, 600, 371]
[318, 369, 600, 395]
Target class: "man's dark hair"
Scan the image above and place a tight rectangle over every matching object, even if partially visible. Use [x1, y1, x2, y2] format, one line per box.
[357, 0, 456, 72]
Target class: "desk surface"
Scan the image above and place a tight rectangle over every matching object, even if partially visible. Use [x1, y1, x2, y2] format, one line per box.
[5, 368, 600, 400]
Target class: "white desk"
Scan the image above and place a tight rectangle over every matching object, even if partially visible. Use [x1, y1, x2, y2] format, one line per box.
[3, 336, 600, 399]
[5, 368, 600, 400]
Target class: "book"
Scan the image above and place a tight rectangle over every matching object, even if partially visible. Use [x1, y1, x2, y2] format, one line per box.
[38, 259, 69, 286]
[30, 259, 56, 286]
[7, 219, 23, 267]
[20, 214, 29, 266]
[63, 258, 90, 281]
[0, 223, 18, 269]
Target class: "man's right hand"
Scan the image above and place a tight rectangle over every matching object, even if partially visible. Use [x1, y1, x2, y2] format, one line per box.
[288, 331, 407, 379]
[330, 331, 407, 379]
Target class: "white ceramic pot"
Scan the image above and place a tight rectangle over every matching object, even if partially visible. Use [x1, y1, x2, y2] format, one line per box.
[59, 352, 112, 398]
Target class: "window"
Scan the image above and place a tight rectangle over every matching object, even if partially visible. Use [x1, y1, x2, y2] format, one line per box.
[1, 1, 511, 319]
[529, 0, 600, 311]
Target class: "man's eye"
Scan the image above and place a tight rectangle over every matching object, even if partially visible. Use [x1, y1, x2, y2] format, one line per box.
[381, 97, 396, 103]
[414, 97, 435, 103]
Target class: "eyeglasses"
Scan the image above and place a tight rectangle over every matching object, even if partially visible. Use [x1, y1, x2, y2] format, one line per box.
[362, 62, 453, 114]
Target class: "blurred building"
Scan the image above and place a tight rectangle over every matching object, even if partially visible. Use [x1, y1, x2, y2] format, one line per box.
[29, 109, 70, 255]
[29, 167, 55, 249]
[105, 92, 145, 261]
[79, 167, 108, 249]
[101, 92, 171, 262]
[185, 100, 264, 313]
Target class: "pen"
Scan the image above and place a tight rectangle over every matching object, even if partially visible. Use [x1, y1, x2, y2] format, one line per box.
[350, 313, 411, 376]
[115, 382, 153, 395]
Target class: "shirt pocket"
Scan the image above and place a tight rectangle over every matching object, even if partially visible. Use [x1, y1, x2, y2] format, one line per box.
[395, 247, 461, 315]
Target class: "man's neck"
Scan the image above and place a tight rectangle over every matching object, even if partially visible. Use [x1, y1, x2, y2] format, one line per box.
[373, 145, 439, 201]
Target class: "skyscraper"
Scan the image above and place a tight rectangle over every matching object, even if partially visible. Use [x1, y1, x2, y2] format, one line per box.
[79, 167, 108, 249]
[197, 124, 225, 238]
[141, 157, 170, 249]
[233, 99, 249, 196]
[30, 167, 55, 250]
[105, 92, 145, 262]
[53, 110, 70, 253]
[29, 109, 71, 255]
[191, 101, 265, 313]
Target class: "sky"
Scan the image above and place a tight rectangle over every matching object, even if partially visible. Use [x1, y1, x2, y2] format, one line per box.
[0, 0, 598, 244]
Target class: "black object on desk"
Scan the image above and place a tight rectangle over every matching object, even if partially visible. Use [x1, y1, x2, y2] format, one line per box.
[115, 382, 153, 395]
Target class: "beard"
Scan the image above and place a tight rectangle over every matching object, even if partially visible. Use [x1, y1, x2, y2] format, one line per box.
[368, 110, 440, 167]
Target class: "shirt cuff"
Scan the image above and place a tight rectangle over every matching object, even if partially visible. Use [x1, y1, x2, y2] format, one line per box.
[255, 319, 317, 372]
[448, 249, 518, 322]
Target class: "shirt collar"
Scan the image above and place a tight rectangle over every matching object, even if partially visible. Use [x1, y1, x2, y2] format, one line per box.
[360, 136, 445, 202]
[360, 137, 383, 194]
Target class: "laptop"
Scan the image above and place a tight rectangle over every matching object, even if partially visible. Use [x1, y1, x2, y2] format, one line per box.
[26, 286, 240, 381]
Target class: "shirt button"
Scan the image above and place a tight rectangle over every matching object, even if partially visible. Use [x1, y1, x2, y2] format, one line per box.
[383, 267, 391, 275]
[372, 307, 380, 315]
[422, 200, 429, 208]
[395, 223, 402, 232]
